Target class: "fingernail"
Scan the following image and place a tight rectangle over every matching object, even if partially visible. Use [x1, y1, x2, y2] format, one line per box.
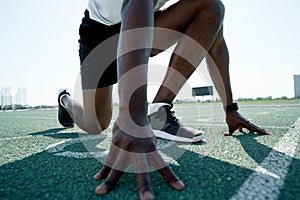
[176, 180, 185, 190]
[95, 184, 107, 195]
[141, 191, 154, 200]
[224, 132, 231, 136]
[94, 173, 101, 180]
[172, 180, 185, 190]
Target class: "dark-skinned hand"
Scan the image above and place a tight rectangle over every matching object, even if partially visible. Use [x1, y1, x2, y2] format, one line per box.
[93, 123, 184, 200]
[225, 110, 269, 136]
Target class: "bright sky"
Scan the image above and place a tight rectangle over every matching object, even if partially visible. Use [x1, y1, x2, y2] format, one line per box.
[0, 0, 299, 106]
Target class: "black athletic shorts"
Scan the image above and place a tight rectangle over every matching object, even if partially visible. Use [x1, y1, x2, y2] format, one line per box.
[79, 10, 121, 89]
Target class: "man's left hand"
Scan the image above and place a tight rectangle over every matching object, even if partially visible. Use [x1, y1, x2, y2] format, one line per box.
[224, 111, 269, 136]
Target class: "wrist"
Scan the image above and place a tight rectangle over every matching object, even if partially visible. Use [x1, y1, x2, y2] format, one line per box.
[223, 102, 239, 112]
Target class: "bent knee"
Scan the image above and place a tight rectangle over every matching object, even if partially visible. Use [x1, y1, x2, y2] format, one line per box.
[98, 120, 110, 132]
[195, 0, 225, 25]
[82, 125, 103, 134]
[79, 112, 111, 134]
[80, 121, 110, 134]
[208, 0, 225, 22]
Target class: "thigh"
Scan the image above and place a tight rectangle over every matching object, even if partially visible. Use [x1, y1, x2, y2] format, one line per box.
[152, 0, 212, 54]
[78, 11, 119, 130]
[79, 10, 120, 89]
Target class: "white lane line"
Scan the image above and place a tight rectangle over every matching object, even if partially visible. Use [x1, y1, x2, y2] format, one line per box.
[45, 134, 108, 159]
[230, 117, 300, 200]
[0, 132, 61, 141]
[262, 125, 294, 130]
[0, 116, 54, 119]
[45, 134, 179, 159]
[54, 150, 109, 159]
[0, 135, 33, 141]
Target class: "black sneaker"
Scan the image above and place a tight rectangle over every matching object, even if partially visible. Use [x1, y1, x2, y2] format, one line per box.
[58, 89, 74, 128]
[148, 103, 204, 143]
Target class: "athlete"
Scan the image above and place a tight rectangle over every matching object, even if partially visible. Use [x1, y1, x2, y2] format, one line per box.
[58, 0, 268, 199]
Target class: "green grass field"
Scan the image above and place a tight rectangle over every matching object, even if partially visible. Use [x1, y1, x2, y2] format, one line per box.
[1, 101, 300, 200]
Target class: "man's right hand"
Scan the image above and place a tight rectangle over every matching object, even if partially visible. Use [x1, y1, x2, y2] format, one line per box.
[93, 123, 185, 200]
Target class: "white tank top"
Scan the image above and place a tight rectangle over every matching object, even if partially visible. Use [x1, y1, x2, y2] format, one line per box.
[87, 0, 171, 25]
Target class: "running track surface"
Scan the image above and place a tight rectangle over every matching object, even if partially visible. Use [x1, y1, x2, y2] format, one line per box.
[1, 102, 300, 200]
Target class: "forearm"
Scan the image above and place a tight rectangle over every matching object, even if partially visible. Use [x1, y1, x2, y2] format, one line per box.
[207, 35, 233, 107]
[118, 0, 154, 119]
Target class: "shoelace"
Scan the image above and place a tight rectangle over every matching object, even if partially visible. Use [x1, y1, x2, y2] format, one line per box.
[164, 106, 180, 126]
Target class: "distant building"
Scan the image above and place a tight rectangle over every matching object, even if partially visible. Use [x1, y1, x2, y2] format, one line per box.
[0, 87, 27, 109]
[0, 87, 12, 107]
[294, 74, 300, 98]
[15, 87, 27, 105]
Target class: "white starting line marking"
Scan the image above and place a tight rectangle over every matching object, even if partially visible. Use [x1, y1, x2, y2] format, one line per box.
[46, 133, 178, 159]
[0, 135, 33, 141]
[0, 132, 68, 141]
[46, 134, 108, 158]
[230, 117, 300, 200]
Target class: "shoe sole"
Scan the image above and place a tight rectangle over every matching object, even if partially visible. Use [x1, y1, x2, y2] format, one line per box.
[153, 130, 204, 143]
